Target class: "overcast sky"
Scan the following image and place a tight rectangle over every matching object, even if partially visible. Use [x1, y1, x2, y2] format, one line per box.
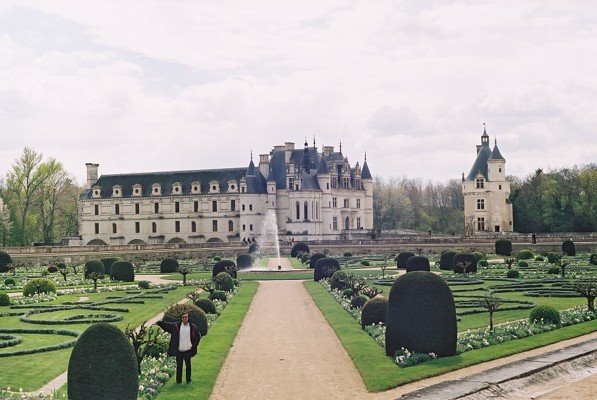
[0, 1, 595, 186]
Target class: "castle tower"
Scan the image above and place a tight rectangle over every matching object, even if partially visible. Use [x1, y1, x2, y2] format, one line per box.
[462, 126, 513, 234]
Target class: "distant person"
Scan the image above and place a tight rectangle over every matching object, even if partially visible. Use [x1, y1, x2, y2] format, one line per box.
[156, 312, 201, 384]
[532, 233, 537, 244]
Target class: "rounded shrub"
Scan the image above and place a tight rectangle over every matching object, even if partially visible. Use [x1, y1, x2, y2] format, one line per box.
[360, 260, 370, 266]
[342, 288, 354, 299]
[361, 296, 388, 328]
[535, 256, 545, 262]
[163, 303, 208, 336]
[330, 270, 349, 290]
[309, 253, 326, 269]
[212, 260, 237, 279]
[506, 269, 520, 278]
[100, 257, 121, 276]
[300, 253, 311, 265]
[0, 251, 12, 273]
[517, 260, 529, 268]
[386, 271, 457, 357]
[248, 243, 260, 253]
[214, 272, 234, 292]
[209, 290, 227, 302]
[23, 278, 57, 297]
[236, 254, 254, 269]
[590, 254, 597, 266]
[350, 295, 367, 309]
[4, 277, 16, 286]
[396, 252, 415, 269]
[343, 252, 353, 257]
[561, 240, 576, 256]
[47, 265, 58, 273]
[0, 292, 10, 306]
[452, 253, 478, 274]
[529, 305, 561, 325]
[478, 260, 488, 268]
[314, 258, 340, 282]
[439, 251, 457, 270]
[84, 260, 104, 279]
[473, 252, 485, 261]
[160, 257, 179, 273]
[67, 323, 138, 400]
[517, 249, 534, 260]
[547, 252, 561, 264]
[405, 256, 430, 272]
[138, 281, 150, 289]
[110, 261, 135, 282]
[195, 298, 217, 314]
[290, 242, 310, 257]
[547, 266, 561, 274]
[495, 239, 512, 256]
[213, 256, 221, 261]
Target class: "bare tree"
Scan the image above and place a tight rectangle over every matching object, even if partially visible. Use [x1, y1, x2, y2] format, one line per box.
[88, 272, 104, 291]
[125, 321, 161, 374]
[477, 296, 502, 332]
[177, 266, 192, 285]
[559, 257, 570, 278]
[504, 257, 516, 270]
[57, 263, 69, 282]
[572, 279, 596, 311]
[362, 286, 383, 299]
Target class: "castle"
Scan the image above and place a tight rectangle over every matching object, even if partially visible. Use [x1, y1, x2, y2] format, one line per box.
[462, 126, 513, 234]
[77, 140, 374, 245]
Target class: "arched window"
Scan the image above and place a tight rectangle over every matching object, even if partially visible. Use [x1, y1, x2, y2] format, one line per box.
[296, 201, 300, 220]
[344, 217, 349, 230]
[112, 223, 117, 234]
[315, 201, 319, 220]
[228, 220, 234, 232]
[304, 201, 308, 220]
[191, 221, 197, 232]
[152, 222, 157, 233]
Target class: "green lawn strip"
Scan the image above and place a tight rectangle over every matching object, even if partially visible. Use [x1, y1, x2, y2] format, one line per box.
[157, 282, 258, 400]
[288, 257, 304, 269]
[0, 286, 197, 391]
[304, 281, 597, 392]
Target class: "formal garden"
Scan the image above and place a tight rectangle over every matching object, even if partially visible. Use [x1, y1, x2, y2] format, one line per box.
[0, 238, 595, 399]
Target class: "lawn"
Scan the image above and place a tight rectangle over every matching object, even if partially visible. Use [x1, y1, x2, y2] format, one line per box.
[0, 285, 197, 391]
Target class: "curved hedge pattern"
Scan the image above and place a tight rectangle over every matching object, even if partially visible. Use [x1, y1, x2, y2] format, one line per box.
[0, 328, 79, 358]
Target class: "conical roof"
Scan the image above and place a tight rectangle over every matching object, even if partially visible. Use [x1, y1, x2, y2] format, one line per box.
[489, 141, 505, 161]
[361, 161, 372, 179]
[317, 155, 330, 174]
[466, 142, 491, 180]
[246, 159, 255, 176]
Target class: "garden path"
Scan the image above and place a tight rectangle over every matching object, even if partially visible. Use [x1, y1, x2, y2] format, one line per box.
[136, 274, 173, 284]
[209, 280, 597, 399]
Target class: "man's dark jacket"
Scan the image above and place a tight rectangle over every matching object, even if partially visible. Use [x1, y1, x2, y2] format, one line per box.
[156, 320, 201, 357]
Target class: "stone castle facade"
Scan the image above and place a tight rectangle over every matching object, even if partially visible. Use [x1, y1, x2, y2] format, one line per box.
[462, 127, 513, 234]
[77, 141, 373, 245]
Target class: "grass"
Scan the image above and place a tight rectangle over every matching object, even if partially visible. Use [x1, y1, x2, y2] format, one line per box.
[305, 280, 597, 392]
[0, 285, 197, 391]
[157, 282, 258, 400]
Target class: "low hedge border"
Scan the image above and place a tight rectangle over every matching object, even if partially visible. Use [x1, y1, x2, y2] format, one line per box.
[0, 334, 23, 349]
[0, 328, 79, 358]
[20, 311, 123, 325]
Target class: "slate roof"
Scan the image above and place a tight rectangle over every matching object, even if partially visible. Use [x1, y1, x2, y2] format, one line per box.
[81, 168, 248, 199]
[466, 142, 492, 180]
[489, 142, 505, 161]
[361, 161, 372, 179]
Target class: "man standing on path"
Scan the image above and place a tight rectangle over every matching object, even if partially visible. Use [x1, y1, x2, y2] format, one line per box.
[157, 312, 201, 384]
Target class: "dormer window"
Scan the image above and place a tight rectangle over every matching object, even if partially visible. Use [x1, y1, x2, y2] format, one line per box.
[172, 182, 182, 195]
[191, 181, 201, 194]
[112, 185, 122, 197]
[476, 178, 484, 189]
[92, 186, 101, 198]
[132, 184, 142, 196]
[227, 180, 238, 193]
[209, 181, 219, 193]
[151, 183, 162, 196]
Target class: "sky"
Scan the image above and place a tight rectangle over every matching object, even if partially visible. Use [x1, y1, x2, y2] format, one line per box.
[0, 0, 595, 186]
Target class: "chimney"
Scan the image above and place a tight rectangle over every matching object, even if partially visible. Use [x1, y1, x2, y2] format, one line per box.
[259, 154, 269, 179]
[284, 142, 294, 163]
[323, 146, 334, 156]
[85, 163, 99, 190]
[476, 145, 481, 155]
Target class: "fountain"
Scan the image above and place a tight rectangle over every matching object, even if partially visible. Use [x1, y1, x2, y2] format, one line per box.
[256, 209, 281, 270]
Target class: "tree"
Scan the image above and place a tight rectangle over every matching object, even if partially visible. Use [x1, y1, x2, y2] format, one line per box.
[572, 279, 596, 311]
[5, 148, 56, 245]
[477, 296, 502, 332]
[362, 286, 383, 299]
[125, 321, 161, 374]
[177, 266, 192, 286]
[0, 199, 13, 247]
[58, 264, 69, 282]
[559, 257, 570, 278]
[380, 250, 395, 278]
[504, 257, 516, 270]
[88, 272, 104, 291]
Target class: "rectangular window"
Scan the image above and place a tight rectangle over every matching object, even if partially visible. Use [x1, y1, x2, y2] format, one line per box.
[242, 224, 246, 231]
[499, 184, 502, 190]
[135, 222, 140, 233]
[154, 203, 159, 213]
[112, 223, 117, 234]
[332, 217, 338, 231]
[212, 201, 217, 212]
[250, 224, 253, 231]
[326, 183, 330, 189]
[499, 167, 502, 173]
[175, 201, 180, 213]
[357, 217, 361, 229]
[212, 220, 218, 232]
[477, 217, 485, 231]
[476, 178, 484, 189]
[356, 199, 361, 209]
[94, 204, 99, 215]
[115, 204, 120, 215]
[288, 177, 295, 189]
[94, 223, 99, 234]
[152, 223, 157, 233]
[135, 203, 140, 214]
[175, 221, 180, 233]
[343, 199, 349, 208]
[191, 222, 197, 232]
[231, 200, 236, 211]
[477, 199, 485, 210]
[249, 204, 253, 211]
[333, 197, 337, 208]
[242, 204, 246, 211]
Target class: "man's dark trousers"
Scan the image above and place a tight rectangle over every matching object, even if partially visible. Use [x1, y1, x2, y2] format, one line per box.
[176, 350, 193, 383]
